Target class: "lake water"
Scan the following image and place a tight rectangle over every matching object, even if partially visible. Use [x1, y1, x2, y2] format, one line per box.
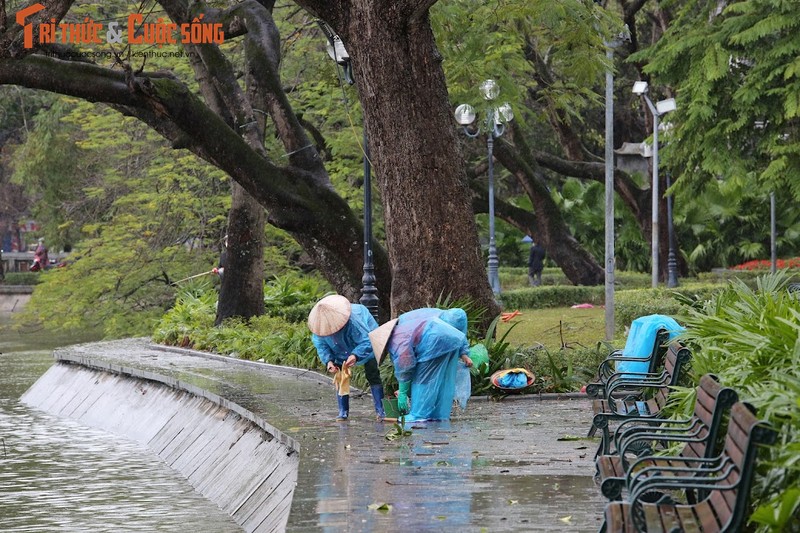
[0, 317, 241, 532]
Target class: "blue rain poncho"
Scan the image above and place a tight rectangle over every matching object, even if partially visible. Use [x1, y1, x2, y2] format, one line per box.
[397, 308, 468, 335]
[616, 314, 684, 375]
[311, 304, 379, 367]
[386, 315, 469, 422]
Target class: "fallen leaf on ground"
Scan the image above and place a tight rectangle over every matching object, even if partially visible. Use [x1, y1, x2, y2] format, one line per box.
[368, 503, 392, 513]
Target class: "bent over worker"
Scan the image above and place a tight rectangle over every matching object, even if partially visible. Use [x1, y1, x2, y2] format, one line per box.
[369, 310, 472, 422]
[308, 295, 386, 421]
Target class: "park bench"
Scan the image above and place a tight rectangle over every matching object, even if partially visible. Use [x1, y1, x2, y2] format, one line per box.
[595, 374, 738, 501]
[587, 342, 692, 452]
[585, 329, 670, 399]
[600, 401, 777, 533]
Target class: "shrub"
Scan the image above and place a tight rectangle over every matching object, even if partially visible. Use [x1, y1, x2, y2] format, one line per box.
[1, 272, 41, 285]
[677, 272, 800, 531]
[614, 283, 737, 334]
[152, 285, 324, 377]
[499, 286, 605, 310]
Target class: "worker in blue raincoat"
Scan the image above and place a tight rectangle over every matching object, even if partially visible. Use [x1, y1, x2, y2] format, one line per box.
[309, 295, 386, 421]
[397, 307, 469, 336]
[369, 310, 472, 422]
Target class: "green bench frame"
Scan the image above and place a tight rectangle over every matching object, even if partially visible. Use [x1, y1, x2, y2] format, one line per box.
[585, 330, 670, 399]
[595, 374, 738, 501]
[588, 342, 692, 454]
[600, 402, 777, 532]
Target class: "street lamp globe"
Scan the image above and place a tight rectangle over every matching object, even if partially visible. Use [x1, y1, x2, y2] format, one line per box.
[480, 79, 500, 100]
[497, 103, 513, 124]
[454, 104, 476, 126]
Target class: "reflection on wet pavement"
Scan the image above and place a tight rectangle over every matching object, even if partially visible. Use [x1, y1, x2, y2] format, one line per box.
[40, 339, 607, 531]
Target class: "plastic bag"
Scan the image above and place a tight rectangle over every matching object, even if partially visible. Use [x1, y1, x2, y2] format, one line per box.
[454, 362, 471, 410]
[468, 344, 489, 376]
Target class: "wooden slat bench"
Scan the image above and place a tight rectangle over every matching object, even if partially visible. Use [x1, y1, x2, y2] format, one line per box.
[600, 402, 777, 533]
[588, 342, 692, 453]
[595, 374, 738, 501]
[586, 330, 670, 399]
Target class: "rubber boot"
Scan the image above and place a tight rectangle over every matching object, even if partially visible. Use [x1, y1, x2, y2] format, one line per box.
[336, 394, 349, 421]
[370, 385, 386, 420]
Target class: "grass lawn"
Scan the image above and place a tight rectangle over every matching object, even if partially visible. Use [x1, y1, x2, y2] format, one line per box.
[497, 305, 618, 352]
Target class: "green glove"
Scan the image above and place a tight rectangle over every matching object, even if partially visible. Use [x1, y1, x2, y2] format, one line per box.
[397, 381, 411, 414]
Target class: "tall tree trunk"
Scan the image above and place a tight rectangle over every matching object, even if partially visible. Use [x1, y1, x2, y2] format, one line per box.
[308, 2, 500, 320]
[216, 182, 266, 323]
[174, 13, 267, 324]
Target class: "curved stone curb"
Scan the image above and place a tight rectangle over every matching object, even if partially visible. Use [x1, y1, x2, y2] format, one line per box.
[149, 342, 334, 387]
[55, 350, 300, 453]
[148, 342, 589, 402]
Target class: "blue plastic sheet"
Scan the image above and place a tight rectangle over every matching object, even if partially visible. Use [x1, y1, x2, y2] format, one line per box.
[454, 362, 471, 410]
[498, 372, 529, 389]
[616, 314, 684, 375]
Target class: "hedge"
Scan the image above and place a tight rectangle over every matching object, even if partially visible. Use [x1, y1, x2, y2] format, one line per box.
[0, 272, 41, 285]
[499, 285, 605, 309]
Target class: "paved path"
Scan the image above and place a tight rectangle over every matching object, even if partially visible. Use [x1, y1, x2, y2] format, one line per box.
[56, 339, 607, 532]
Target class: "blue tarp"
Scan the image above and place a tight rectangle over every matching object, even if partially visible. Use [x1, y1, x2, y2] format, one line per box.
[616, 314, 684, 375]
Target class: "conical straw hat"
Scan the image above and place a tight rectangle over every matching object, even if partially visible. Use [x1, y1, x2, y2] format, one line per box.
[369, 319, 398, 364]
[308, 295, 352, 336]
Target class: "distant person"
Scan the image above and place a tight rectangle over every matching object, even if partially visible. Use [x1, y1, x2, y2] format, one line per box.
[308, 295, 386, 421]
[31, 238, 48, 272]
[527, 239, 546, 287]
[212, 234, 227, 280]
[369, 309, 473, 422]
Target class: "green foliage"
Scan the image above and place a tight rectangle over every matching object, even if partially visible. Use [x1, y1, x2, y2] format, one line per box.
[9, 98, 230, 339]
[553, 179, 652, 273]
[433, 291, 488, 342]
[613, 283, 747, 334]
[676, 271, 800, 530]
[500, 285, 605, 310]
[153, 284, 321, 371]
[10, 99, 83, 249]
[1, 272, 41, 285]
[675, 176, 800, 273]
[638, 0, 800, 204]
[262, 272, 331, 323]
[469, 315, 521, 396]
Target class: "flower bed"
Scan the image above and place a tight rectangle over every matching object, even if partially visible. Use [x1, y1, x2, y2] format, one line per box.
[731, 257, 800, 270]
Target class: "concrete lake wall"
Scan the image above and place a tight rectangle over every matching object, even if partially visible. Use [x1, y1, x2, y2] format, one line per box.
[20, 352, 300, 533]
[0, 285, 32, 312]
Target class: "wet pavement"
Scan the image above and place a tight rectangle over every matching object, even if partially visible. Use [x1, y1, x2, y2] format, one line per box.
[55, 338, 607, 532]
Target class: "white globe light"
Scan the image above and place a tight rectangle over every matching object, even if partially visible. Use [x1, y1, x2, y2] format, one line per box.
[497, 103, 513, 123]
[454, 104, 476, 125]
[480, 79, 500, 100]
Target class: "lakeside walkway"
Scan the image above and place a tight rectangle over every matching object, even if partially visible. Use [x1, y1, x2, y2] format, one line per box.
[55, 338, 606, 532]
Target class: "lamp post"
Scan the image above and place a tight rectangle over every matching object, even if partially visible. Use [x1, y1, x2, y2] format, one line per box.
[632, 81, 676, 288]
[603, 26, 630, 341]
[770, 191, 777, 274]
[454, 80, 513, 295]
[665, 172, 679, 288]
[318, 21, 379, 318]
